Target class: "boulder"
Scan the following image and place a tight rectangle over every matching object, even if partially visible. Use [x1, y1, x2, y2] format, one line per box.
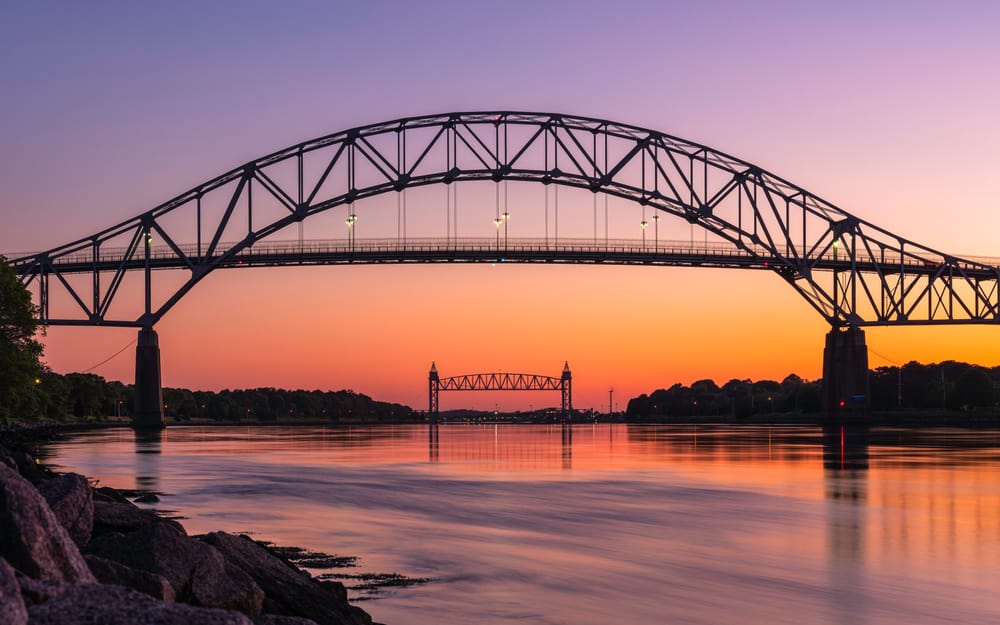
[93, 486, 130, 503]
[0, 446, 17, 472]
[27, 583, 254, 625]
[7, 449, 55, 484]
[86, 523, 262, 616]
[0, 558, 28, 625]
[201, 532, 371, 625]
[85, 554, 176, 601]
[15, 570, 64, 606]
[92, 499, 183, 536]
[0, 463, 95, 584]
[38, 473, 94, 547]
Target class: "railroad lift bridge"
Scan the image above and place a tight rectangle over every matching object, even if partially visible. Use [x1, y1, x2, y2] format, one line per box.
[9, 112, 1000, 427]
[428, 362, 572, 422]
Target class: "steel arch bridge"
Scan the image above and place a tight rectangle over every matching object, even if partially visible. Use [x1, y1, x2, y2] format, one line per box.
[7, 111, 999, 425]
[428, 362, 572, 419]
[9, 110, 1000, 329]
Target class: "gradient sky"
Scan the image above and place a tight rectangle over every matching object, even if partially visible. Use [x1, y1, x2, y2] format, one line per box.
[2, 1, 999, 411]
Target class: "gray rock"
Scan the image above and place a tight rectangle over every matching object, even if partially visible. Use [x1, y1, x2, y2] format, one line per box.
[38, 473, 94, 547]
[93, 486, 130, 503]
[0, 448, 16, 472]
[86, 523, 262, 616]
[7, 450, 54, 484]
[15, 570, 64, 606]
[92, 499, 183, 536]
[85, 554, 176, 601]
[0, 558, 28, 625]
[0, 463, 95, 584]
[201, 532, 371, 625]
[27, 583, 254, 625]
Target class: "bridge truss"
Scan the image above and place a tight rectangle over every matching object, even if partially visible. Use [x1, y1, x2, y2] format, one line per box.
[9, 111, 1000, 329]
[428, 362, 572, 419]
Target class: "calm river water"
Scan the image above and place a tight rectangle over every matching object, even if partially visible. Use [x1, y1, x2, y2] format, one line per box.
[40, 424, 1000, 625]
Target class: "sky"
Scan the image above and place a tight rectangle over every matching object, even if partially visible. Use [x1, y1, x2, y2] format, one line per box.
[2, 1, 999, 411]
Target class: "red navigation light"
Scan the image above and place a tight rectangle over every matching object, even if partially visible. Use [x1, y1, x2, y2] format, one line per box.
[237, 260, 243, 265]
[838, 400, 846, 407]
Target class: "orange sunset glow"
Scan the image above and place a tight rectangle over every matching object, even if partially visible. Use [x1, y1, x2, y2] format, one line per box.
[4, 3, 1000, 413]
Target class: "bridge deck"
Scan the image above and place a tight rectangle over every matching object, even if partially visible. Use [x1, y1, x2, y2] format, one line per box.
[14, 238, 1000, 278]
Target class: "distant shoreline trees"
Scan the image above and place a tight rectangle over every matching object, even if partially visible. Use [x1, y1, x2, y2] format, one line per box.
[21, 371, 415, 423]
[626, 361, 1000, 419]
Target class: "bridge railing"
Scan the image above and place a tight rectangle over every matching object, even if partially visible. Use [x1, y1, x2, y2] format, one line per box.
[13, 237, 1000, 272]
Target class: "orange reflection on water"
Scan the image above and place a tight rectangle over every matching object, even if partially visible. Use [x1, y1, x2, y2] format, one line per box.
[41, 424, 1000, 624]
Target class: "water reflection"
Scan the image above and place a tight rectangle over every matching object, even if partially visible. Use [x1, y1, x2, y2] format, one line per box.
[428, 424, 439, 463]
[561, 422, 572, 470]
[134, 428, 163, 494]
[41, 424, 1000, 625]
[822, 426, 869, 625]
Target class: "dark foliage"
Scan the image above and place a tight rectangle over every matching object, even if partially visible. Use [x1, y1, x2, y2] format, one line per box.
[0, 257, 44, 422]
[628, 361, 1000, 419]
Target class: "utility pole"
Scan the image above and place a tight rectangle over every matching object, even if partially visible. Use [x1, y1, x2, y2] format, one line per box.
[608, 387, 614, 418]
[897, 366, 903, 408]
[941, 366, 947, 410]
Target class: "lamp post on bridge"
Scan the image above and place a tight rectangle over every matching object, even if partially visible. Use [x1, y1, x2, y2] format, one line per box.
[346, 211, 358, 252]
[502, 210, 510, 250]
[494, 216, 502, 250]
[640, 219, 648, 250]
[653, 214, 660, 252]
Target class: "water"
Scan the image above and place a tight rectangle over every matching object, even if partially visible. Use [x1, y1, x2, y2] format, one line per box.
[39, 424, 1000, 625]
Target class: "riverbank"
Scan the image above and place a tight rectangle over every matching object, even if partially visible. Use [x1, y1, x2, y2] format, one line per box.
[0, 429, 380, 625]
[9, 406, 1000, 435]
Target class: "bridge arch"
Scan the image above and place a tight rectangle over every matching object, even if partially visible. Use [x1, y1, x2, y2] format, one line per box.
[13, 111, 999, 330]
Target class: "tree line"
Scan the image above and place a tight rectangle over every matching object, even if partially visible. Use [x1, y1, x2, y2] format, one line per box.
[626, 360, 1000, 419]
[22, 370, 414, 423]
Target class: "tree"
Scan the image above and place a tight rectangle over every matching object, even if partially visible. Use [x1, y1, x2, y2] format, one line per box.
[0, 257, 44, 422]
[950, 367, 995, 410]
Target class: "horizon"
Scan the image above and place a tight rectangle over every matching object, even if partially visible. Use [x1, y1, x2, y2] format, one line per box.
[45, 355, 995, 415]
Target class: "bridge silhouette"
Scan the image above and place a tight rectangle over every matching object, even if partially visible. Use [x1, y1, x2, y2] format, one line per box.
[429, 362, 572, 420]
[8, 111, 1000, 427]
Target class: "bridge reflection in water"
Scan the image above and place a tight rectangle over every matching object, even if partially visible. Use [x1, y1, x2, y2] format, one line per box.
[426, 423, 574, 469]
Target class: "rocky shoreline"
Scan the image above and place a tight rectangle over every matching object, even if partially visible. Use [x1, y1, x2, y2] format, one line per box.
[0, 437, 379, 625]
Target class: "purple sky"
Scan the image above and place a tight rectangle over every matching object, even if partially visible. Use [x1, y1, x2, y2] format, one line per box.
[2, 1, 999, 407]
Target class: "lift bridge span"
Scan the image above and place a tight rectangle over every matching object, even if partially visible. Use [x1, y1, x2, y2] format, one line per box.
[7, 111, 1000, 427]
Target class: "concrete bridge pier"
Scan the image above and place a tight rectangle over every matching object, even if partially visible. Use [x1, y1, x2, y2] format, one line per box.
[822, 326, 870, 420]
[134, 328, 165, 429]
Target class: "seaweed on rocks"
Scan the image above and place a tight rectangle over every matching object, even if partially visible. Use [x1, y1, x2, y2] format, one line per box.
[253, 542, 358, 569]
[252, 540, 432, 601]
[317, 572, 432, 599]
